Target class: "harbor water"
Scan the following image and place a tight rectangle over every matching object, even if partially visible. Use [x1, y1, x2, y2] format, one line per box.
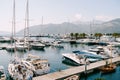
[0, 37, 120, 80]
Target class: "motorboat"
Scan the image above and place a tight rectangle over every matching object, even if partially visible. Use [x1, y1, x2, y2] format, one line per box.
[6, 45, 16, 52]
[51, 41, 64, 48]
[85, 45, 120, 58]
[76, 39, 97, 45]
[103, 45, 120, 57]
[59, 38, 70, 43]
[62, 53, 89, 66]
[0, 37, 11, 43]
[69, 39, 77, 44]
[16, 38, 29, 46]
[16, 44, 28, 51]
[72, 50, 104, 60]
[89, 46, 104, 53]
[0, 66, 6, 80]
[83, 46, 109, 59]
[108, 42, 120, 47]
[41, 41, 52, 46]
[6, 44, 28, 52]
[30, 42, 45, 50]
[22, 54, 50, 76]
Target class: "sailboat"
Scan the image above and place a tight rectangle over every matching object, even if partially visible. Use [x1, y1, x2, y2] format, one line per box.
[0, 66, 6, 80]
[99, 45, 116, 73]
[22, 0, 50, 76]
[8, 57, 33, 80]
[22, 54, 50, 75]
[8, 0, 33, 79]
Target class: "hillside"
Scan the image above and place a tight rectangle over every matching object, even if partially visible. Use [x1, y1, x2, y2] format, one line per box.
[17, 18, 120, 35]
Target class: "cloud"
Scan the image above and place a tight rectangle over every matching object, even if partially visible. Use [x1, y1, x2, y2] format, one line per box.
[74, 14, 82, 20]
[95, 15, 113, 21]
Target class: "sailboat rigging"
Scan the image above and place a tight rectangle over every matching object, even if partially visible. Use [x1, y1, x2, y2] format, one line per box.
[24, 0, 30, 51]
[22, 0, 50, 76]
[8, 0, 33, 79]
[5, 0, 16, 52]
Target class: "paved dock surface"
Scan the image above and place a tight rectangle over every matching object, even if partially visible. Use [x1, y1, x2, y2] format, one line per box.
[33, 56, 120, 80]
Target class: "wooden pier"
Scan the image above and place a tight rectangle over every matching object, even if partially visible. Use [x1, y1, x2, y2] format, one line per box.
[33, 56, 120, 80]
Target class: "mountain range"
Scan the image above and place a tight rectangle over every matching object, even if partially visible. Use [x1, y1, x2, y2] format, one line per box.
[2, 18, 120, 36]
[0, 31, 11, 36]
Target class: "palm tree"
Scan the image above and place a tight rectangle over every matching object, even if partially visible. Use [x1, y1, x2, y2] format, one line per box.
[112, 33, 119, 41]
[82, 33, 86, 38]
[75, 33, 79, 39]
[70, 33, 74, 39]
[106, 33, 111, 36]
[79, 33, 86, 38]
[94, 33, 102, 39]
[112, 33, 119, 38]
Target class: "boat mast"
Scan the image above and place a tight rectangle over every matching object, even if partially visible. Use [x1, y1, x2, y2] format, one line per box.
[90, 19, 94, 38]
[25, 0, 30, 51]
[110, 45, 112, 65]
[13, 0, 17, 54]
[42, 16, 43, 26]
[90, 22, 92, 38]
[26, 0, 29, 38]
[40, 16, 43, 37]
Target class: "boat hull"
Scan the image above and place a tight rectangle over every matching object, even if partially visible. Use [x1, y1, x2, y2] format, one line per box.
[34, 67, 50, 76]
[99, 64, 116, 74]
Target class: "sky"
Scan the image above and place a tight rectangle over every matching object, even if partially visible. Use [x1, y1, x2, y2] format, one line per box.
[0, 0, 120, 32]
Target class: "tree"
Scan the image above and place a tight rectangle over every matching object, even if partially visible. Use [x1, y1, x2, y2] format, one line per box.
[79, 33, 85, 38]
[82, 33, 86, 38]
[106, 33, 111, 36]
[112, 33, 119, 38]
[70, 33, 74, 39]
[112, 33, 120, 41]
[79, 33, 86, 39]
[94, 33, 102, 39]
[75, 33, 79, 39]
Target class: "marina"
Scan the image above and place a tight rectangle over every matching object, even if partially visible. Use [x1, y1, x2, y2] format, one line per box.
[0, 36, 120, 80]
[0, 0, 120, 80]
